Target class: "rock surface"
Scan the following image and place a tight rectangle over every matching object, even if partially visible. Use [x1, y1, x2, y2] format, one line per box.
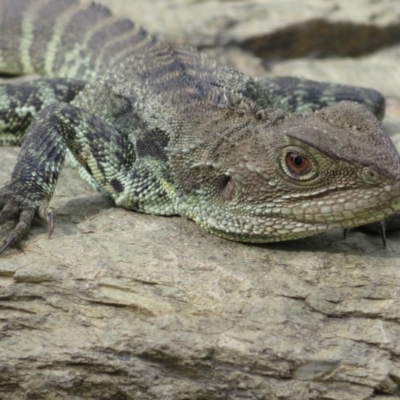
[2, 1, 400, 399]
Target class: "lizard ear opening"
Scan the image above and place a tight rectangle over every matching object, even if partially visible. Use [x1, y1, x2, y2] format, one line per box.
[221, 176, 236, 201]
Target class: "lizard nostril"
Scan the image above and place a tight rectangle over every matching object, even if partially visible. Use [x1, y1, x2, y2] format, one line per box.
[361, 167, 380, 183]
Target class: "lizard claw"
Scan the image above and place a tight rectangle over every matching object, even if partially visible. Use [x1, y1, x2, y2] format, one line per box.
[0, 208, 36, 253]
[47, 209, 55, 238]
[377, 220, 387, 249]
[0, 232, 18, 254]
[348, 219, 388, 249]
[0, 180, 51, 253]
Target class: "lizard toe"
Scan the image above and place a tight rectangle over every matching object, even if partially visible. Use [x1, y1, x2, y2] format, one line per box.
[0, 204, 21, 224]
[0, 232, 18, 254]
[0, 180, 52, 252]
[0, 209, 35, 254]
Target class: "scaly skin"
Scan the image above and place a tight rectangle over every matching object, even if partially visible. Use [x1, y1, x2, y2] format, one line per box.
[0, 0, 399, 252]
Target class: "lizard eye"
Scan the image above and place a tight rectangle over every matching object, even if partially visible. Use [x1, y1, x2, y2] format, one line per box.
[280, 146, 317, 182]
[286, 153, 311, 175]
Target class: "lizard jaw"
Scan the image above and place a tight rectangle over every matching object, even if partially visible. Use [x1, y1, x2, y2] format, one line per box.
[184, 180, 400, 244]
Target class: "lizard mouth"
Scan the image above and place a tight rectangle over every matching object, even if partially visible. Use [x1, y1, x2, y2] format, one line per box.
[194, 181, 400, 243]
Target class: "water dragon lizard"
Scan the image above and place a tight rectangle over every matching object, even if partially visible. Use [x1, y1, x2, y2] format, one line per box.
[0, 0, 399, 253]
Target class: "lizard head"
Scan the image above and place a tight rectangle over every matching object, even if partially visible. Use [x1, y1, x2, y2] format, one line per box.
[171, 101, 400, 243]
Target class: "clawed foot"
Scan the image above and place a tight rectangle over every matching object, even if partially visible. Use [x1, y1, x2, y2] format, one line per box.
[0, 181, 54, 254]
[344, 220, 387, 249]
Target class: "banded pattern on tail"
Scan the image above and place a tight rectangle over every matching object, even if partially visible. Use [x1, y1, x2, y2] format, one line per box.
[257, 76, 386, 120]
[0, 0, 157, 80]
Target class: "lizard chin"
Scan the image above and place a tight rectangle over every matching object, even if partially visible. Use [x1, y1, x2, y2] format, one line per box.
[186, 181, 400, 243]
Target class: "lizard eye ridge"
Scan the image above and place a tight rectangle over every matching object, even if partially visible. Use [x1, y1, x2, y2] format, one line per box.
[286, 153, 311, 175]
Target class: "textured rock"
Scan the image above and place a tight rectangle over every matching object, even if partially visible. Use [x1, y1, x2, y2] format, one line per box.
[102, 0, 400, 56]
[2, 1, 400, 399]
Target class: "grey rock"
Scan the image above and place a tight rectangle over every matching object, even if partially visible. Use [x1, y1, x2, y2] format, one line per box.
[2, 1, 400, 399]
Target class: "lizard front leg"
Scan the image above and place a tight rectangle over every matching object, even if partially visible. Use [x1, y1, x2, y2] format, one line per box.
[0, 102, 118, 252]
[0, 101, 173, 252]
[0, 103, 68, 253]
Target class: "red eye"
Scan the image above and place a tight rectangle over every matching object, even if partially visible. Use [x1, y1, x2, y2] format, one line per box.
[286, 153, 311, 175]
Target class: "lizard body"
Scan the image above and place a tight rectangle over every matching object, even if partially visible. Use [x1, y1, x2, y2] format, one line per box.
[0, 0, 399, 251]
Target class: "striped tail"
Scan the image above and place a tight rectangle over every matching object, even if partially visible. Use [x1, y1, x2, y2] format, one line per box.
[0, 0, 157, 80]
